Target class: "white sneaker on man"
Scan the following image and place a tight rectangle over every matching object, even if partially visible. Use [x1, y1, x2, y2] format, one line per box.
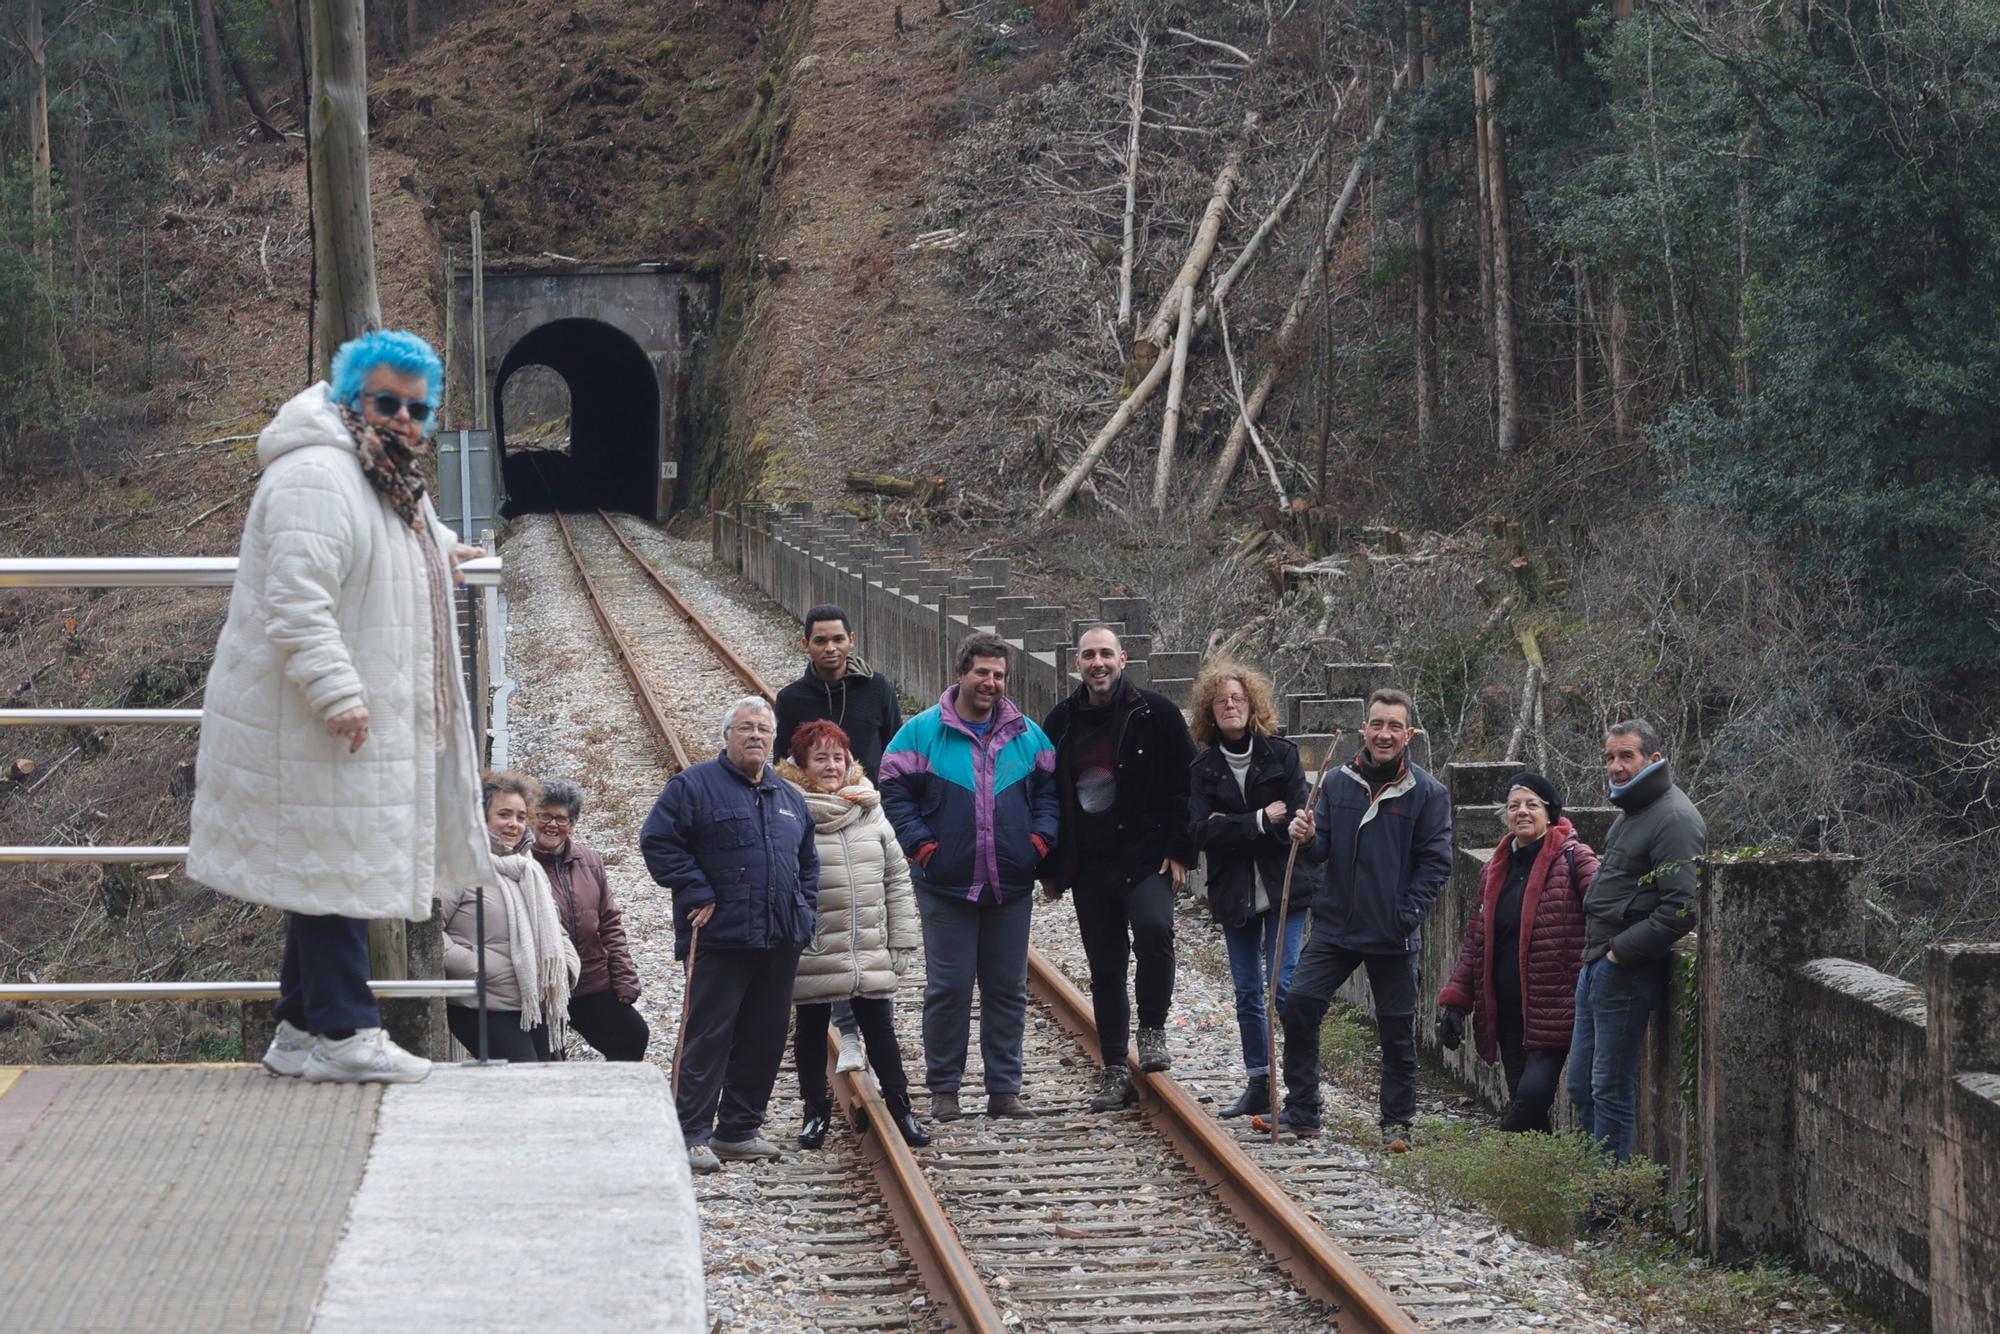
[301, 1028, 432, 1084]
[261, 1019, 314, 1078]
[835, 1030, 867, 1074]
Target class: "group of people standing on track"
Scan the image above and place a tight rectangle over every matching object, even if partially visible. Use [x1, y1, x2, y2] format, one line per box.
[646, 604, 1706, 1179]
[189, 326, 1705, 1193]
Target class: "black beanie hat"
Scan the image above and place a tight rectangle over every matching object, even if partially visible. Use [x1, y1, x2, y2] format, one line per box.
[1506, 771, 1563, 825]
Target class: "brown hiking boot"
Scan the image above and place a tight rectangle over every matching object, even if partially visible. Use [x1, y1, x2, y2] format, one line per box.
[1136, 1027, 1171, 1072]
[986, 1093, 1036, 1118]
[930, 1091, 962, 1122]
[1382, 1124, 1413, 1154]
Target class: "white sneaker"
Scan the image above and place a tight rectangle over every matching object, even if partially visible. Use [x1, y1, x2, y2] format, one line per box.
[687, 1144, 722, 1174]
[261, 1020, 314, 1077]
[835, 1030, 867, 1074]
[301, 1028, 433, 1085]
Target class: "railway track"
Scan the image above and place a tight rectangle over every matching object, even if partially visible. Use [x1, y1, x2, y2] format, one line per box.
[546, 510, 1420, 1332]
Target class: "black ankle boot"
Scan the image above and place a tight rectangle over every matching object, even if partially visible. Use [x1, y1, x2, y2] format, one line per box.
[885, 1096, 930, 1147]
[1220, 1078, 1271, 1119]
[798, 1104, 831, 1150]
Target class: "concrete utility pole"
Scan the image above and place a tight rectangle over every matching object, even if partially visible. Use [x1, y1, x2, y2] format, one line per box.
[309, 0, 380, 378]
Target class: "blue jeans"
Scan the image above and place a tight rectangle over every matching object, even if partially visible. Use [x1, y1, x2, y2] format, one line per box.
[1568, 953, 1671, 1163]
[1222, 909, 1306, 1077]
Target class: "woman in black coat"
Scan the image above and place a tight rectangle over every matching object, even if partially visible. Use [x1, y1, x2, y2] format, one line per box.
[1187, 657, 1319, 1118]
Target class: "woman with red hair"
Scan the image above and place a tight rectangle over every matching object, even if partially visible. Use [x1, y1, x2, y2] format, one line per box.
[778, 719, 928, 1149]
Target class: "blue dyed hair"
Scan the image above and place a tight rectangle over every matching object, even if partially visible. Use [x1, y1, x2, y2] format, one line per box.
[329, 329, 444, 434]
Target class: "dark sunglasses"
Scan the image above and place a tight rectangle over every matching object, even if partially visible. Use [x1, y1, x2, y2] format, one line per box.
[365, 391, 432, 423]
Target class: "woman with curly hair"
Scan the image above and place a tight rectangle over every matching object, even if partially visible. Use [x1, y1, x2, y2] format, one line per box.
[1186, 657, 1317, 1118]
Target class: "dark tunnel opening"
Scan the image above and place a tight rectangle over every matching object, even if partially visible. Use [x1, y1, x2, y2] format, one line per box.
[496, 318, 660, 519]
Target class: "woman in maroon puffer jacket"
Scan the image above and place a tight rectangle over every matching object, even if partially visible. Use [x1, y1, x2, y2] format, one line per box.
[531, 779, 650, 1062]
[1436, 772, 1597, 1132]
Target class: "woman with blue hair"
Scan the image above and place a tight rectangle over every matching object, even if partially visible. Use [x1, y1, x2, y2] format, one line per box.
[188, 328, 497, 1084]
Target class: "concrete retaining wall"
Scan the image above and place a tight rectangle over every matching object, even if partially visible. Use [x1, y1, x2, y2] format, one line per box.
[1790, 959, 1931, 1325]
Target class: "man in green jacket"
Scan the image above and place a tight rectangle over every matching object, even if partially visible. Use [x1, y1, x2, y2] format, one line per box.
[1568, 718, 1706, 1163]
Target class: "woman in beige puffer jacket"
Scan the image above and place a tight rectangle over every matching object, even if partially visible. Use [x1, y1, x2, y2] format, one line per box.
[780, 720, 927, 1151]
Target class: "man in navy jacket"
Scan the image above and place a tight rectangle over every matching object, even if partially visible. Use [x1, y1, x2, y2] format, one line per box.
[641, 696, 818, 1172]
[1281, 688, 1452, 1149]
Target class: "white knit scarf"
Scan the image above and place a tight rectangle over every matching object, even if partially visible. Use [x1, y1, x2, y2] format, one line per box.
[489, 836, 578, 1040]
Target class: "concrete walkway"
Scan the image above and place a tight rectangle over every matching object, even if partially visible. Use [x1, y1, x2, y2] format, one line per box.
[0, 1062, 703, 1333]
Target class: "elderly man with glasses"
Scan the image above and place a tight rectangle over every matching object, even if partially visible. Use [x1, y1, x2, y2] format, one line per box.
[530, 779, 649, 1061]
[640, 696, 819, 1172]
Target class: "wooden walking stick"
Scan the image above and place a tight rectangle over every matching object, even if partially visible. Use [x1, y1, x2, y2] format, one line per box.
[671, 921, 701, 1102]
[1266, 731, 1341, 1143]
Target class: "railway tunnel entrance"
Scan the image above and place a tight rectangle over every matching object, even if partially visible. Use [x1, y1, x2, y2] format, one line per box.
[495, 318, 656, 515]
[449, 264, 711, 522]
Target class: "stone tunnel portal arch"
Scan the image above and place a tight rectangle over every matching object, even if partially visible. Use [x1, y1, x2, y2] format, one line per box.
[496, 318, 660, 519]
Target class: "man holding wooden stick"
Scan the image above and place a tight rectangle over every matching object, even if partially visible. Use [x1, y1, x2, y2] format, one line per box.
[641, 696, 818, 1173]
[1277, 688, 1452, 1150]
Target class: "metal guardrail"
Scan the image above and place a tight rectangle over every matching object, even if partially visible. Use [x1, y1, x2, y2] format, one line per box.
[0, 555, 503, 588]
[0, 709, 202, 726]
[0, 847, 187, 863]
[0, 980, 477, 1003]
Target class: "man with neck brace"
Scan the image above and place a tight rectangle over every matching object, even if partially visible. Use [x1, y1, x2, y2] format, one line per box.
[1280, 687, 1452, 1151]
[1568, 719, 1706, 1165]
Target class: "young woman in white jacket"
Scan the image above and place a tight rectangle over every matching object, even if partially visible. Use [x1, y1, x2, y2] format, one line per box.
[779, 721, 928, 1149]
[187, 330, 494, 1085]
[439, 773, 579, 1062]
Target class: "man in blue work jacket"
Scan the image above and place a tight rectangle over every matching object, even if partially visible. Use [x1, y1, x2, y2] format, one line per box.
[641, 695, 818, 1173]
[1281, 687, 1452, 1151]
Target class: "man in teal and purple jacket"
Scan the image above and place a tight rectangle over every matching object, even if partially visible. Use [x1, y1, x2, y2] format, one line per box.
[879, 631, 1059, 1122]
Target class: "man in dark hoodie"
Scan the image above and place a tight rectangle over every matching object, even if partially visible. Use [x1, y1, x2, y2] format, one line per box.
[774, 603, 905, 1075]
[775, 604, 903, 780]
[1040, 625, 1196, 1112]
[1282, 688, 1453, 1151]
[1568, 718, 1705, 1163]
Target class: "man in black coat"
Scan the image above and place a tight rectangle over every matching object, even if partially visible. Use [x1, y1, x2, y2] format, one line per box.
[1041, 625, 1196, 1111]
[774, 603, 903, 780]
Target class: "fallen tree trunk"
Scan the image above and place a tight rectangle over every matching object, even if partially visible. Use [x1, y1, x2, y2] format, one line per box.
[845, 471, 945, 500]
[1194, 65, 1407, 518]
[1117, 28, 1148, 332]
[1134, 130, 1246, 359]
[1040, 352, 1173, 517]
[1152, 284, 1197, 509]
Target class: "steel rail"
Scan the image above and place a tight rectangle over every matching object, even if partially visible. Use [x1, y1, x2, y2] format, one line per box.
[0, 555, 502, 589]
[1025, 950, 1421, 1334]
[593, 512, 776, 702]
[0, 979, 477, 1003]
[0, 709, 202, 726]
[550, 510, 693, 771]
[824, 1030, 1007, 1333]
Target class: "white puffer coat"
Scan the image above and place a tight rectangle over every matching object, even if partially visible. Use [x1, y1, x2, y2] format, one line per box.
[186, 383, 495, 920]
[778, 761, 920, 1003]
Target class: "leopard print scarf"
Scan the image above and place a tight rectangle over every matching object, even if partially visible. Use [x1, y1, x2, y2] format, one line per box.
[338, 405, 430, 534]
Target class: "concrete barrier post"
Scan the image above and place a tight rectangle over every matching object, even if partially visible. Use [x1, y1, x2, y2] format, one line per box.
[1699, 854, 1862, 1258]
[1926, 943, 2000, 1329]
